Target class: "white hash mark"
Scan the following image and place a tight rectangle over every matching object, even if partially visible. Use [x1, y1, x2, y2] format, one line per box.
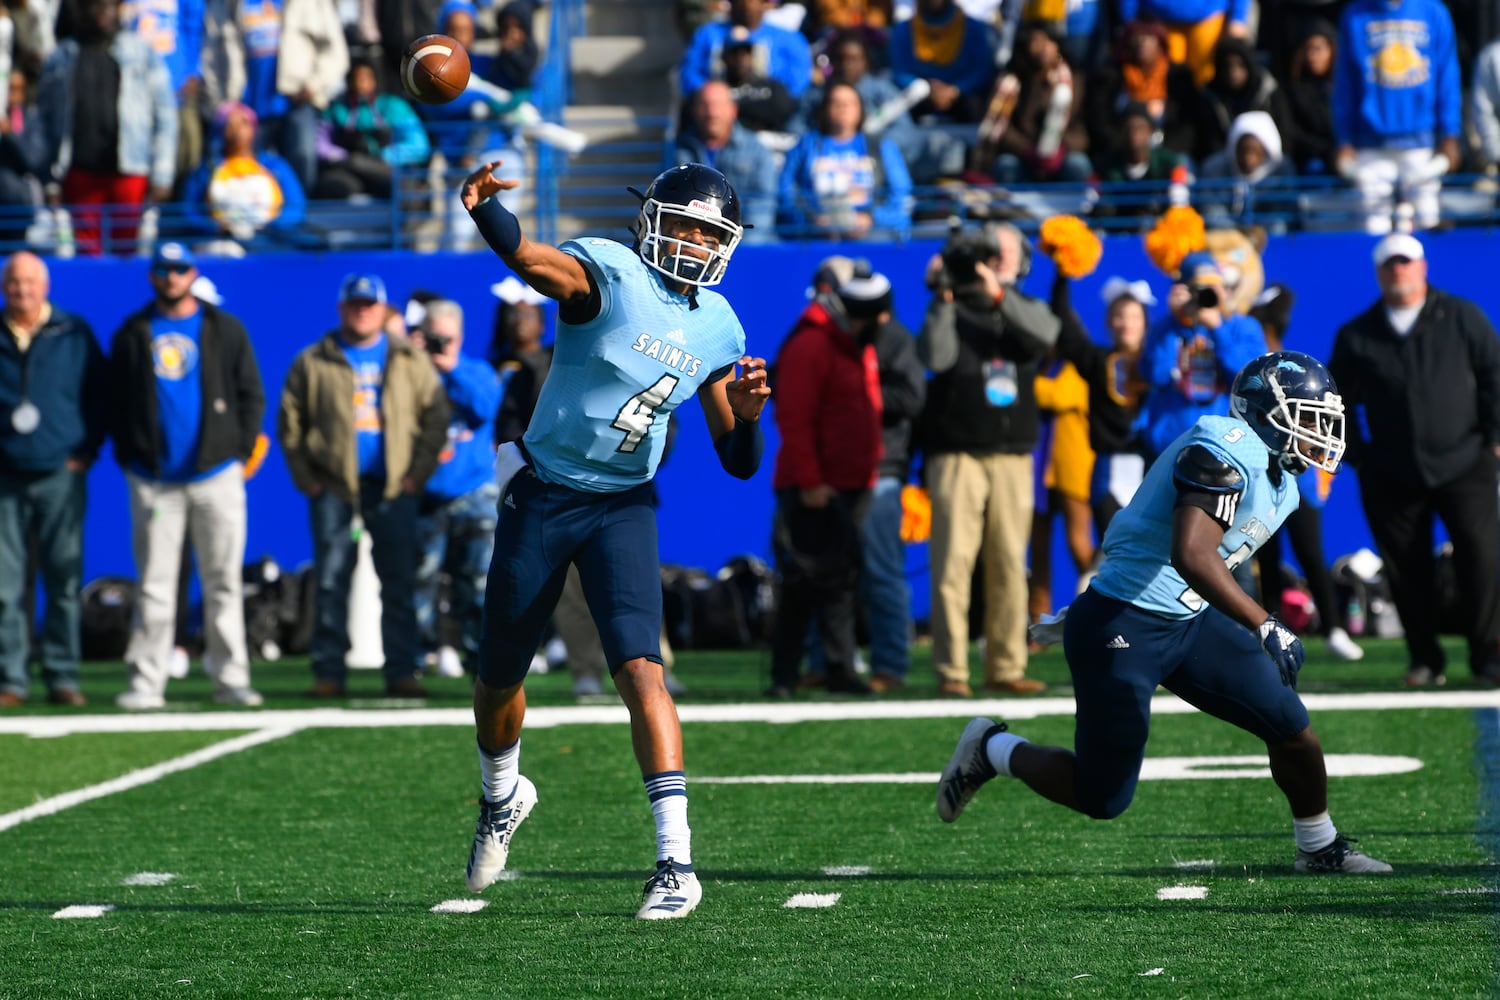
[431, 899, 489, 914]
[821, 865, 870, 876]
[53, 904, 116, 919]
[1156, 886, 1208, 901]
[784, 893, 841, 908]
[122, 872, 177, 886]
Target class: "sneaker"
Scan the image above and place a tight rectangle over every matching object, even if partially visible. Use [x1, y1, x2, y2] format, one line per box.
[1294, 834, 1393, 874]
[1326, 628, 1364, 662]
[868, 672, 904, 693]
[167, 647, 191, 679]
[635, 859, 702, 920]
[47, 688, 87, 706]
[434, 646, 466, 679]
[466, 775, 537, 892]
[571, 672, 604, 698]
[116, 689, 166, 711]
[1402, 664, 1446, 688]
[544, 637, 569, 671]
[936, 717, 1005, 823]
[937, 680, 973, 698]
[213, 686, 264, 707]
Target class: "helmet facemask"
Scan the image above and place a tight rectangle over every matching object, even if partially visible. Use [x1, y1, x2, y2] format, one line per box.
[636, 199, 742, 288]
[1265, 374, 1345, 474]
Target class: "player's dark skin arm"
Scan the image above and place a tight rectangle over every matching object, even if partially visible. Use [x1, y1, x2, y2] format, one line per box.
[460, 160, 593, 305]
[1170, 505, 1272, 631]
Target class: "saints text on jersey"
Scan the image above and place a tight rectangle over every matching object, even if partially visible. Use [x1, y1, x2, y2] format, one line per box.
[630, 331, 703, 378]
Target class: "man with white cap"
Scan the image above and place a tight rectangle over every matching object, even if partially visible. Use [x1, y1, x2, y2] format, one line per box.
[1328, 233, 1500, 687]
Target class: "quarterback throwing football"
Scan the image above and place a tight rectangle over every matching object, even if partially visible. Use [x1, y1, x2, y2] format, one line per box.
[938, 351, 1392, 874]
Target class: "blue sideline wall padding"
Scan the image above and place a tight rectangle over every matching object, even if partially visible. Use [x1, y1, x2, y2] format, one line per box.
[48, 228, 1498, 622]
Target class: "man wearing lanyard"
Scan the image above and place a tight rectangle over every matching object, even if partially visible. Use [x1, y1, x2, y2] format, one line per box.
[0, 252, 107, 708]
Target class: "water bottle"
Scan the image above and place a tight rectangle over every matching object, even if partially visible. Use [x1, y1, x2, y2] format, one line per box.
[1346, 595, 1366, 637]
[53, 207, 75, 259]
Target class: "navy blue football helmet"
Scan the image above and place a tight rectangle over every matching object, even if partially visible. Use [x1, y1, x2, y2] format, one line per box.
[629, 163, 744, 288]
[1230, 351, 1345, 473]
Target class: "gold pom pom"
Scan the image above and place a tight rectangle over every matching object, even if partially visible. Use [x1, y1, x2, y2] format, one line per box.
[1039, 215, 1103, 279]
[1143, 206, 1207, 277]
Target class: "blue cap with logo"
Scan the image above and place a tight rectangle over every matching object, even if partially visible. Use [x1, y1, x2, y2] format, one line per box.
[338, 273, 388, 305]
[1177, 251, 1224, 286]
[151, 242, 196, 270]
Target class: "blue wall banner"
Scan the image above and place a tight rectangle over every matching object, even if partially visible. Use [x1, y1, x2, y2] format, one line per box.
[47, 229, 1498, 620]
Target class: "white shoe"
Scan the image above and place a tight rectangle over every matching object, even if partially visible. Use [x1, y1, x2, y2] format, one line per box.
[571, 673, 604, 697]
[936, 717, 1004, 823]
[116, 689, 166, 711]
[1326, 628, 1364, 662]
[466, 775, 537, 892]
[664, 670, 688, 697]
[529, 652, 551, 675]
[435, 646, 466, 678]
[167, 647, 190, 679]
[212, 686, 264, 707]
[1294, 834, 1392, 874]
[636, 860, 702, 920]
[544, 637, 569, 670]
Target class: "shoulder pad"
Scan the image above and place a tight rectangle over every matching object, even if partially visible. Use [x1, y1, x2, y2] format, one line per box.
[1173, 444, 1245, 494]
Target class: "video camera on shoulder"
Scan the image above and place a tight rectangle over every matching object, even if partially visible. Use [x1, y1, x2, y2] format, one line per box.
[933, 221, 1000, 290]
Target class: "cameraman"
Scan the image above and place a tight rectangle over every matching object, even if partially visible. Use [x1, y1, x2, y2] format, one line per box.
[1138, 252, 1267, 464]
[410, 300, 503, 679]
[918, 222, 1059, 698]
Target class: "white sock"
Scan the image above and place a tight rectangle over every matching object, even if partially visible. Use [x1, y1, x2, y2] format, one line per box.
[1293, 811, 1337, 853]
[984, 731, 1029, 778]
[645, 771, 692, 868]
[478, 738, 520, 804]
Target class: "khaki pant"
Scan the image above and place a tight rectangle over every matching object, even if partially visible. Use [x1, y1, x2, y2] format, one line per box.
[124, 464, 250, 694]
[928, 451, 1034, 685]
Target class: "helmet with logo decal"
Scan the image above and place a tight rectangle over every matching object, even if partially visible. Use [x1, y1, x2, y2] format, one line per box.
[629, 163, 744, 288]
[1229, 350, 1345, 474]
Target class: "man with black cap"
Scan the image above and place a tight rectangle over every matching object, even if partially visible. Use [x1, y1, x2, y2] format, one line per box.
[109, 241, 266, 709]
[765, 261, 893, 697]
[1329, 233, 1500, 687]
[278, 271, 449, 699]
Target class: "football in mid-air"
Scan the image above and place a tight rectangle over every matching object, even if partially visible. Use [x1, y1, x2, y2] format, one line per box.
[401, 34, 471, 104]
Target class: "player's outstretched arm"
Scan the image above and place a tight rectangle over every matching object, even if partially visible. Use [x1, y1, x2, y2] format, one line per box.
[462, 160, 592, 305]
[699, 356, 771, 479]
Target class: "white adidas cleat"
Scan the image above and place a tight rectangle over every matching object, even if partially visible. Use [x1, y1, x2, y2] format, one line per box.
[1294, 834, 1392, 874]
[936, 717, 1004, 823]
[115, 689, 166, 711]
[635, 859, 702, 920]
[1326, 628, 1364, 662]
[466, 775, 537, 892]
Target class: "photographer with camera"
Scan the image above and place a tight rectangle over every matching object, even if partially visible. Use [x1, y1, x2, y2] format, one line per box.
[918, 221, 1060, 698]
[409, 300, 503, 681]
[1139, 252, 1267, 466]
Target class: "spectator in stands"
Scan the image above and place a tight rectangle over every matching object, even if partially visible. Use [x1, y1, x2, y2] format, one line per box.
[202, 0, 349, 194]
[1027, 349, 1094, 628]
[1083, 20, 1199, 162]
[36, 0, 177, 255]
[489, 275, 552, 446]
[122, 0, 206, 186]
[1284, 19, 1336, 174]
[408, 299, 501, 681]
[1193, 36, 1296, 166]
[887, 0, 997, 125]
[1091, 101, 1193, 222]
[1198, 110, 1299, 229]
[918, 222, 1058, 697]
[972, 22, 1090, 185]
[0, 67, 47, 245]
[807, 0, 894, 35]
[0, 252, 104, 708]
[765, 263, 892, 698]
[1470, 35, 1500, 179]
[1050, 273, 1153, 537]
[277, 272, 450, 699]
[778, 81, 912, 240]
[1138, 251, 1266, 464]
[1328, 234, 1500, 687]
[314, 55, 429, 199]
[1334, 0, 1461, 234]
[180, 100, 305, 248]
[1117, 0, 1250, 87]
[1247, 282, 1364, 662]
[721, 33, 797, 132]
[491, 3, 541, 94]
[108, 242, 265, 710]
[681, 0, 814, 99]
[673, 80, 778, 240]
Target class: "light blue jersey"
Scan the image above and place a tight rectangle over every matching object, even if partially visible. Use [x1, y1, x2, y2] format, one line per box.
[1092, 415, 1299, 620]
[522, 238, 746, 492]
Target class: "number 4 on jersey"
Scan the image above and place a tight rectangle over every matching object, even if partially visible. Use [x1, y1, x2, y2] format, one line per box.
[612, 374, 679, 453]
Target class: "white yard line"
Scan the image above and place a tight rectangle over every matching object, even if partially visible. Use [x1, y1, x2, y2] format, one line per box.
[0, 727, 296, 833]
[2, 690, 1498, 738]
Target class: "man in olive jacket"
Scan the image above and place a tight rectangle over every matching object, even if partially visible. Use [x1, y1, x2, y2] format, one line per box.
[277, 273, 449, 698]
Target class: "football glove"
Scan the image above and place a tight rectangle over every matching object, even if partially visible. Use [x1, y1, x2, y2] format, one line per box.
[1258, 615, 1305, 688]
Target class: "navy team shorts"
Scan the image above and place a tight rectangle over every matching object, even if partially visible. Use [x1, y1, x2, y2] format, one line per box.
[478, 464, 662, 688]
[1061, 586, 1312, 820]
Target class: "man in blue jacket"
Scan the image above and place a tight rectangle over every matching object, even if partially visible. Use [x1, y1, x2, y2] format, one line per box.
[410, 299, 502, 679]
[0, 252, 107, 707]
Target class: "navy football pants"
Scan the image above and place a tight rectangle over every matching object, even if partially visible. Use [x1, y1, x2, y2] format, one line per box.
[1062, 587, 1312, 819]
[479, 467, 662, 688]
